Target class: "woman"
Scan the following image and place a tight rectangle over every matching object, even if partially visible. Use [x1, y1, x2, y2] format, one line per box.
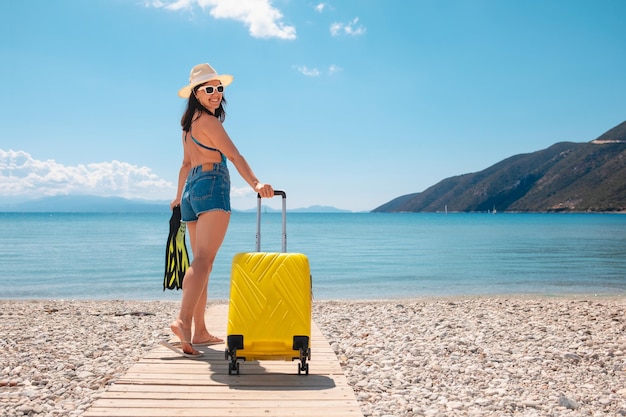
[169, 63, 274, 357]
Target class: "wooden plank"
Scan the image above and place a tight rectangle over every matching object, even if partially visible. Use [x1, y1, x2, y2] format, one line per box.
[116, 374, 341, 388]
[90, 399, 358, 408]
[120, 365, 343, 377]
[103, 383, 356, 393]
[84, 407, 361, 417]
[98, 388, 358, 400]
[83, 304, 363, 417]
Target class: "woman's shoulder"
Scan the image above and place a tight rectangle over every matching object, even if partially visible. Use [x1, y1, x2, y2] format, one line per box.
[193, 112, 223, 130]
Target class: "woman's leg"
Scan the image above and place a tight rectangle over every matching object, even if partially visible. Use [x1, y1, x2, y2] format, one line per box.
[189, 216, 230, 344]
[191, 280, 220, 344]
[171, 211, 230, 354]
[185, 221, 209, 342]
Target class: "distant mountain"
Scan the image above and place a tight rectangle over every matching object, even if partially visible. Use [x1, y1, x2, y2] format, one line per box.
[0, 195, 351, 214]
[238, 205, 352, 213]
[0, 195, 169, 213]
[374, 120, 626, 213]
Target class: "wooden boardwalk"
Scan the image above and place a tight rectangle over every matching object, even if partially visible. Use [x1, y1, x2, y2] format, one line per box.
[83, 304, 363, 417]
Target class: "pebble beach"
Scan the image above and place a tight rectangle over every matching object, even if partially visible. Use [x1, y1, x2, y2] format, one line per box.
[2, 297, 626, 416]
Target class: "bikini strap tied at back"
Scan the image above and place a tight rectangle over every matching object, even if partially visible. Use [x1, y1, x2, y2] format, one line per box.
[186, 131, 227, 166]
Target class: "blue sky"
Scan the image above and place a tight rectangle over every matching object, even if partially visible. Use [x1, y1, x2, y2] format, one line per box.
[1, 0, 625, 212]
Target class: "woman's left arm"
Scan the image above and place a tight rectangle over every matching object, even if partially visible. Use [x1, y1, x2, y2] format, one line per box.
[171, 132, 192, 209]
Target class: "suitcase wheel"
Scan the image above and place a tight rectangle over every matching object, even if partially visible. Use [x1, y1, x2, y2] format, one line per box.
[298, 362, 309, 375]
[228, 361, 240, 375]
[297, 347, 310, 376]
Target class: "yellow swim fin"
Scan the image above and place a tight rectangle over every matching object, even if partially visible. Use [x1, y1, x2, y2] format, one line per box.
[163, 205, 189, 290]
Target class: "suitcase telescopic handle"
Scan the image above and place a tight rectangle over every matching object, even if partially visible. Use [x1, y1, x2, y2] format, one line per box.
[256, 190, 287, 253]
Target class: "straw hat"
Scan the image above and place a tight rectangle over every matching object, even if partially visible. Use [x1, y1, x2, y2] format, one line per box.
[178, 63, 233, 98]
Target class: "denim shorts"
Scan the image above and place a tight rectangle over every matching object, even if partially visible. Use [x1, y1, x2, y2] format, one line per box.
[180, 163, 231, 222]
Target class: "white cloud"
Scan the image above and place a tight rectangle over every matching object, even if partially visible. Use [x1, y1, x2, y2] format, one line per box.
[0, 149, 175, 201]
[295, 65, 321, 77]
[230, 185, 255, 199]
[315, 3, 327, 13]
[147, 0, 296, 40]
[328, 64, 342, 75]
[330, 17, 365, 37]
[145, 0, 193, 11]
[294, 64, 341, 77]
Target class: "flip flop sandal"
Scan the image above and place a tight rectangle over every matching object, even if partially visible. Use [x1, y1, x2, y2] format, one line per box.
[171, 336, 224, 347]
[193, 338, 224, 346]
[159, 340, 203, 358]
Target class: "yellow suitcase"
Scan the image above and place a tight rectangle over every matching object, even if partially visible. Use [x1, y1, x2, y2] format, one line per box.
[226, 191, 312, 375]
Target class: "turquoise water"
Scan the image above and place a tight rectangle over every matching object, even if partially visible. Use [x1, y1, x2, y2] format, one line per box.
[1, 212, 625, 300]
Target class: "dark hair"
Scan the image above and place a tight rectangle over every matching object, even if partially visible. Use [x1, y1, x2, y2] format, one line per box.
[180, 87, 227, 132]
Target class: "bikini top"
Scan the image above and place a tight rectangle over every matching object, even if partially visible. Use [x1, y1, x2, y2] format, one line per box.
[186, 132, 227, 166]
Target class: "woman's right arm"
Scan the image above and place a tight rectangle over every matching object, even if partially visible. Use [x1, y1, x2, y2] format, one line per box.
[197, 116, 274, 198]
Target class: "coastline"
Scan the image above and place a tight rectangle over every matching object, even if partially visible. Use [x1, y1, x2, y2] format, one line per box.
[2, 296, 626, 416]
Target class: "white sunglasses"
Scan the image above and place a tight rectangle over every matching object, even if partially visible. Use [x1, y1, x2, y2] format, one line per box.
[198, 85, 224, 94]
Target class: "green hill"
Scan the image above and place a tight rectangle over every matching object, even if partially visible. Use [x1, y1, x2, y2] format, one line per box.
[374, 120, 626, 213]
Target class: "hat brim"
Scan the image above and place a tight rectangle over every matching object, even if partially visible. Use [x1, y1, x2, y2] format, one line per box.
[178, 74, 234, 98]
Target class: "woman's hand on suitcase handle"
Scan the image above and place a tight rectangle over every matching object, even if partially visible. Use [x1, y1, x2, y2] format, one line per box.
[255, 182, 274, 198]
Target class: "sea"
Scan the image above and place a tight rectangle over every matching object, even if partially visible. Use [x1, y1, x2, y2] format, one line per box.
[1, 212, 625, 301]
